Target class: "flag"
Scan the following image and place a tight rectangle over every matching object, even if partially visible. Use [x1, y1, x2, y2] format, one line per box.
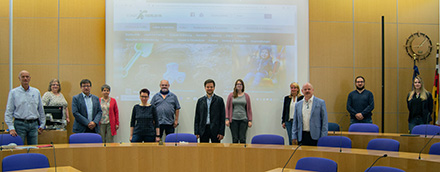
[433, 44, 439, 125]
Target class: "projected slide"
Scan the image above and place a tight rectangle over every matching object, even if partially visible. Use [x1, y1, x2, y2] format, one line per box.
[106, 0, 308, 143]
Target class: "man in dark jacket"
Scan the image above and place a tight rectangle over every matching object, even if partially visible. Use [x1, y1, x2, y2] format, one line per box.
[194, 79, 225, 143]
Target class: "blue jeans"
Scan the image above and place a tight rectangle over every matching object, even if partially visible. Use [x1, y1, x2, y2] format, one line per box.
[350, 118, 373, 125]
[285, 120, 293, 145]
[409, 116, 425, 133]
[131, 135, 155, 143]
[14, 120, 39, 145]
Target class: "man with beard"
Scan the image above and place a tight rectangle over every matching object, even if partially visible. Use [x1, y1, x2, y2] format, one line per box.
[151, 80, 181, 138]
[194, 79, 225, 143]
[346, 76, 374, 124]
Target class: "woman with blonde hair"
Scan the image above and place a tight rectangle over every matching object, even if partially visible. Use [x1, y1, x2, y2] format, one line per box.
[282, 82, 304, 145]
[226, 79, 253, 143]
[42, 79, 70, 127]
[407, 76, 433, 133]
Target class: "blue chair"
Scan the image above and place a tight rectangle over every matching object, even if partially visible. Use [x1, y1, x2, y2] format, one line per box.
[0, 134, 24, 146]
[411, 125, 440, 135]
[364, 166, 405, 172]
[317, 136, 352, 148]
[2, 153, 49, 172]
[367, 138, 400, 152]
[295, 157, 337, 172]
[328, 123, 340, 132]
[429, 142, 440, 155]
[165, 133, 197, 143]
[69, 133, 102, 144]
[349, 123, 379, 133]
[251, 134, 284, 145]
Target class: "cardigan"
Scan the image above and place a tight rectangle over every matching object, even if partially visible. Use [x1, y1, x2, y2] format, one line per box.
[226, 93, 253, 123]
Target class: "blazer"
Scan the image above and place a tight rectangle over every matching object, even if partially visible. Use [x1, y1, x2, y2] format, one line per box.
[407, 92, 433, 123]
[101, 97, 119, 136]
[72, 93, 102, 133]
[226, 93, 253, 123]
[282, 95, 304, 123]
[292, 96, 328, 142]
[194, 94, 226, 137]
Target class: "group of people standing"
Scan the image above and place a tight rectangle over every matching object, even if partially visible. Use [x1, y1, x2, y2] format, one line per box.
[4, 70, 434, 146]
[281, 75, 434, 146]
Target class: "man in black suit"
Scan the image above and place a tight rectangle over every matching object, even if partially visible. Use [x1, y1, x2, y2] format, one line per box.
[194, 79, 225, 143]
[72, 79, 102, 133]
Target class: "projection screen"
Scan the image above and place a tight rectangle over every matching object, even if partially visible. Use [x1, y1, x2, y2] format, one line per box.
[106, 0, 309, 144]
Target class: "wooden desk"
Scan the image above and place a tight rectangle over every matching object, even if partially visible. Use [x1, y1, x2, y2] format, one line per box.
[10, 166, 81, 172]
[38, 130, 68, 144]
[328, 131, 440, 154]
[1, 143, 439, 172]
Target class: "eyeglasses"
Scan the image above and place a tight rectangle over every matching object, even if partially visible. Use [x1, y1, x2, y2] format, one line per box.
[81, 85, 91, 88]
[51, 84, 59, 86]
[140, 96, 149, 98]
[355, 81, 364, 83]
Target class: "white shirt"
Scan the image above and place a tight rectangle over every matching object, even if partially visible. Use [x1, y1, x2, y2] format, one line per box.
[289, 97, 297, 120]
[302, 95, 314, 131]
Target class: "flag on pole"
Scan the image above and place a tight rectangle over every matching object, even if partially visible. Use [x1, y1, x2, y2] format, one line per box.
[432, 44, 439, 125]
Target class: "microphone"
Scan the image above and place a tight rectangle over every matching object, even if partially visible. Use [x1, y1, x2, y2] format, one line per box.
[335, 114, 348, 134]
[281, 144, 302, 172]
[175, 124, 178, 146]
[1, 122, 4, 151]
[418, 132, 439, 159]
[51, 142, 57, 172]
[337, 115, 348, 152]
[424, 116, 431, 138]
[365, 154, 388, 172]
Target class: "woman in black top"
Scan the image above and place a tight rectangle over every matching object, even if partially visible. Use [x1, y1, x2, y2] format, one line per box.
[130, 88, 160, 142]
[407, 76, 433, 133]
[282, 82, 304, 145]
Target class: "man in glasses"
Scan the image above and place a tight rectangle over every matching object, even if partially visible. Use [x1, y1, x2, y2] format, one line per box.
[72, 79, 102, 133]
[347, 76, 374, 125]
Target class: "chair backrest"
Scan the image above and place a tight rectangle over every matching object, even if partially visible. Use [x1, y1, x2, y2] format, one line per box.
[0, 134, 24, 146]
[251, 134, 284, 145]
[429, 142, 440, 155]
[295, 157, 337, 172]
[364, 166, 405, 172]
[411, 125, 440, 135]
[317, 136, 352, 148]
[367, 138, 400, 152]
[348, 123, 379, 133]
[69, 133, 102, 144]
[165, 133, 197, 143]
[328, 123, 340, 132]
[2, 153, 49, 172]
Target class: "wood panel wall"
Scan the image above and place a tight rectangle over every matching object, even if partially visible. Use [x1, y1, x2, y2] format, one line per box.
[310, 0, 439, 133]
[0, 0, 105, 136]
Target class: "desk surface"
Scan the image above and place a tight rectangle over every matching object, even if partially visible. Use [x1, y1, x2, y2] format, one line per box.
[2, 143, 439, 172]
[266, 168, 312, 172]
[10, 166, 80, 172]
[328, 131, 440, 154]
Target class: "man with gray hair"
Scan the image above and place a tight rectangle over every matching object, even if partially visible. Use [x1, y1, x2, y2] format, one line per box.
[5, 70, 46, 145]
[292, 83, 328, 146]
[150, 80, 181, 138]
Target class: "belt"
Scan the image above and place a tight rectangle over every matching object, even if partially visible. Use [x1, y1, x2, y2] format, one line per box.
[15, 118, 38, 123]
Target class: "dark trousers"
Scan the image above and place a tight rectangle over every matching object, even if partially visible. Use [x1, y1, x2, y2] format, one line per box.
[131, 135, 155, 143]
[84, 127, 96, 133]
[159, 124, 175, 138]
[299, 131, 318, 146]
[230, 120, 248, 143]
[200, 125, 220, 143]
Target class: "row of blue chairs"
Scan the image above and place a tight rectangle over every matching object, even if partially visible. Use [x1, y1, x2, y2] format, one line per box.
[1, 153, 403, 172]
[3, 132, 440, 154]
[329, 123, 440, 135]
